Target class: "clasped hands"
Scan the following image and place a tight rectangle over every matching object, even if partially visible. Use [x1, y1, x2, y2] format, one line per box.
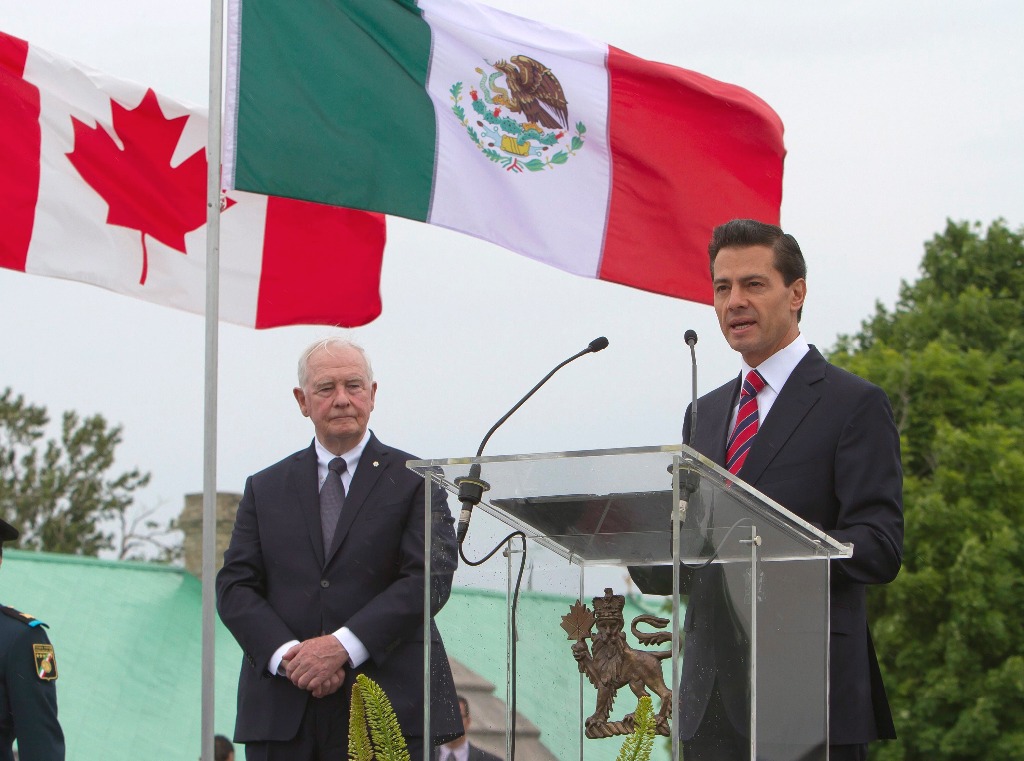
[282, 635, 348, 698]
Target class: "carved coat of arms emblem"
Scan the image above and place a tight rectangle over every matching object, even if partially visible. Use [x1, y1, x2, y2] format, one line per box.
[561, 588, 675, 738]
[450, 54, 586, 173]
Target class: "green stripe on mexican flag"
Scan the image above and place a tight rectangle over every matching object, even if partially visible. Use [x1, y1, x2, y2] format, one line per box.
[224, 0, 785, 304]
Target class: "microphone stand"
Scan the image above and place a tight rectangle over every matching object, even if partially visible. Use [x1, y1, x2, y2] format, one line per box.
[680, 330, 701, 501]
[684, 329, 698, 450]
[455, 336, 609, 545]
[679, 329, 734, 569]
[454, 337, 609, 760]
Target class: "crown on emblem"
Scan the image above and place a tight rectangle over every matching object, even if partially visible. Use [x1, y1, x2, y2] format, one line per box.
[592, 588, 625, 620]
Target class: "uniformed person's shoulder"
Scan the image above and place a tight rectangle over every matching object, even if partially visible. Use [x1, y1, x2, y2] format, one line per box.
[0, 604, 59, 680]
[0, 519, 61, 684]
[0, 604, 50, 643]
[0, 604, 47, 627]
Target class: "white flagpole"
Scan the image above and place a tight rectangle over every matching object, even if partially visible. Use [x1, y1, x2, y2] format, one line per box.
[202, 0, 225, 759]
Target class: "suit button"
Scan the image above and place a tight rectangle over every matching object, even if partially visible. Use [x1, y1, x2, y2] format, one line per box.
[320, 579, 330, 588]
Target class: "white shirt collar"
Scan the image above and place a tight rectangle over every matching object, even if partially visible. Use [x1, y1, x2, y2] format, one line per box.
[440, 742, 470, 761]
[314, 428, 372, 486]
[730, 334, 809, 426]
[741, 333, 810, 395]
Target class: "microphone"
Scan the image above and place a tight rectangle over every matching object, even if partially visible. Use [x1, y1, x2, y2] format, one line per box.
[684, 330, 698, 445]
[680, 329, 700, 499]
[455, 336, 610, 544]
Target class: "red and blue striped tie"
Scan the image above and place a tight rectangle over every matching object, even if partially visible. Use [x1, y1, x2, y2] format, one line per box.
[726, 370, 767, 474]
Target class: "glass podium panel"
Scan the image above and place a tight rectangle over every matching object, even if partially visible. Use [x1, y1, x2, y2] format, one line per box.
[412, 446, 851, 761]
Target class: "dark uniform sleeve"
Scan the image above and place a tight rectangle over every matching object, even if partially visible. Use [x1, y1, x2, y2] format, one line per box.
[4, 623, 65, 760]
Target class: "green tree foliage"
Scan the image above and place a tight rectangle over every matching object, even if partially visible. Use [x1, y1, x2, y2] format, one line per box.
[0, 388, 157, 557]
[829, 220, 1024, 760]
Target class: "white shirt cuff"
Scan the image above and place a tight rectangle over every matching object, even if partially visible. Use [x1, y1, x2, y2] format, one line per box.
[268, 639, 300, 676]
[334, 627, 369, 668]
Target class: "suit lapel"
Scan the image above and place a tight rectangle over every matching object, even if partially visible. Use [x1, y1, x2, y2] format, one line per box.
[740, 347, 826, 484]
[325, 433, 388, 564]
[692, 376, 740, 465]
[290, 442, 325, 567]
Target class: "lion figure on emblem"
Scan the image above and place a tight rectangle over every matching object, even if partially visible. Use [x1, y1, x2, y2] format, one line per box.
[566, 588, 675, 738]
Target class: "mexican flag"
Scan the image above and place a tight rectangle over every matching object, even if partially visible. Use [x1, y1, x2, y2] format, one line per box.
[0, 30, 385, 329]
[224, 0, 785, 305]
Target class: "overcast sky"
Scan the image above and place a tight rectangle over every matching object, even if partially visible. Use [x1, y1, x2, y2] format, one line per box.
[2, 0, 1021, 551]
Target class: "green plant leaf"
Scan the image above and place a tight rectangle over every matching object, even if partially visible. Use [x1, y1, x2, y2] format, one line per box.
[615, 696, 655, 761]
[358, 674, 410, 761]
[348, 681, 374, 761]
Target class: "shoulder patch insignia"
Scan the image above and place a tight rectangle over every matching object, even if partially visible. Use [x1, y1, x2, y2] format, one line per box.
[33, 643, 58, 681]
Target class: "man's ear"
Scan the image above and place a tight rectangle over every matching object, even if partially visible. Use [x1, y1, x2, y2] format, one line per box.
[293, 387, 310, 417]
[790, 278, 807, 313]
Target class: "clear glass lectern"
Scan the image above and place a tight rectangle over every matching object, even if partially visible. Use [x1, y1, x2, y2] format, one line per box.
[410, 445, 851, 761]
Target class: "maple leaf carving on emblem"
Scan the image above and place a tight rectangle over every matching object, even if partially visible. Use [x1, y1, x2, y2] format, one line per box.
[560, 599, 595, 641]
[66, 89, 207, 285]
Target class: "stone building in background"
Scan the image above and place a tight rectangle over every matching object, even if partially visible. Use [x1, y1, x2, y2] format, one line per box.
[178, 492, 240, 578]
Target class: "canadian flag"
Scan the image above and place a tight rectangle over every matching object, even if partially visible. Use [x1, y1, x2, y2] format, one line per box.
[0, 31, 385, 328]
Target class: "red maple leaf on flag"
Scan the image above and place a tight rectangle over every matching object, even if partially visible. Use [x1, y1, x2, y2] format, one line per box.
[66, 89, 206, 285]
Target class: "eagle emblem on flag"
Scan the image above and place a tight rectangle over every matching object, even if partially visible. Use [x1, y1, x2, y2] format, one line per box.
[450, 55, 586, 173]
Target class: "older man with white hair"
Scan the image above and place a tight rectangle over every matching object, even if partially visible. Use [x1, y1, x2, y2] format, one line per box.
[217, 337, 463, 760]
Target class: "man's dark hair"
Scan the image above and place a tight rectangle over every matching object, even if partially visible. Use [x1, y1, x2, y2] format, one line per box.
[214, 735, 234, 761]
[708, 219, 807, 320]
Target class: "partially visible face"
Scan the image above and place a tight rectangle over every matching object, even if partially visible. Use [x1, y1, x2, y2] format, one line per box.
[440, 699, 471, 749]
[293, 345, 377, 455]
[713, 244, 805, 367]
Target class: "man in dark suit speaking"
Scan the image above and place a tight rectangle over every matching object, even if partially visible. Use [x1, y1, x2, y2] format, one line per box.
[635, 220, 903, 760]
[217, 337, 462, 760]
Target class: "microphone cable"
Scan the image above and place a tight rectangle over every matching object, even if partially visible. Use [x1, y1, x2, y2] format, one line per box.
[455, 336, 609, 759]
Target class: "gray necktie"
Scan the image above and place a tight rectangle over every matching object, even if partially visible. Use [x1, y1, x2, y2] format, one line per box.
[320, 457, 347, 554]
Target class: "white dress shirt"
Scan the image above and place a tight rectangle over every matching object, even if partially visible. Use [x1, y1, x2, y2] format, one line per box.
[267, 429, 373, 675]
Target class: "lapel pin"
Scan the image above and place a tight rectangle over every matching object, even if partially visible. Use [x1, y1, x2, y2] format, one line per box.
[373, 461, 379, 467]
